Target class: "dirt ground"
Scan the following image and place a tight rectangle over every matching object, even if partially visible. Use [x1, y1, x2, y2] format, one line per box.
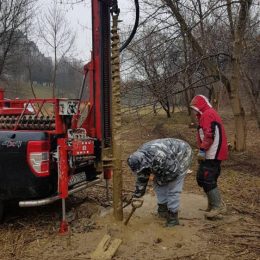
[0, 110, 259, 260]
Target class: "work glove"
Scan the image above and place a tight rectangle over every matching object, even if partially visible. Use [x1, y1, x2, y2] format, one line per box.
[133, 185, 146, 198]
[197, 149, 206, 161]
[133, 191, 142, 198]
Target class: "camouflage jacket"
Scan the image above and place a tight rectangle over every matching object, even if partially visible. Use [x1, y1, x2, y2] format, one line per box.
[127, 138, 193, 197]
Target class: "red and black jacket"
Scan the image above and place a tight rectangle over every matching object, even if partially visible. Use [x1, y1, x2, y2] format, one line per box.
[190, 95, 228, 161]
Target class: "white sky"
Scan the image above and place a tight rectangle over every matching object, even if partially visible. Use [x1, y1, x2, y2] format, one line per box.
[36, 0, 135, 62]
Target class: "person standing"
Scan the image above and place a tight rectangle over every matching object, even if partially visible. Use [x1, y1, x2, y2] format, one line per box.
[127, 138, 193, 227]
[190, 95, 228, 219]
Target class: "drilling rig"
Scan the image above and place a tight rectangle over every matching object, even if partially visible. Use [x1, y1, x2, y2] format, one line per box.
[0, 0, 139, 230]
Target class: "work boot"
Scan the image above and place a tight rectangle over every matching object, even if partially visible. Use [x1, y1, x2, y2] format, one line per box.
[157, 203, 168, 218]
[204, 188, 225, 219]
[165, 211, 179, 227]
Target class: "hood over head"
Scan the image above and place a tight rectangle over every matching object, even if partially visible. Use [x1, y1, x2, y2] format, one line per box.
[127, 151, 148, 173]
[190, 95, 212, 114]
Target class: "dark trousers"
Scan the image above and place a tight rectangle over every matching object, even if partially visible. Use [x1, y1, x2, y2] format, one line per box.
[197, 160, 221, 193]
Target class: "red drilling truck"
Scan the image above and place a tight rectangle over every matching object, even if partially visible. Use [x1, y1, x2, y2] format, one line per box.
[0, 0, 135, 228]
[0, 0, 139, 228]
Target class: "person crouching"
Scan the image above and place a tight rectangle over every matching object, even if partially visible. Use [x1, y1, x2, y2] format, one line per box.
[127, 138, 193, 227]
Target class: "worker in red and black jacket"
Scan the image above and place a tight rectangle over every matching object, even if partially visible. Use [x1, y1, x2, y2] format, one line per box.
[190, 95, 228, 219]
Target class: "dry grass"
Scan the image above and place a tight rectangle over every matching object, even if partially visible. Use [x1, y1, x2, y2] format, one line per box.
[0, 106, 259, 259]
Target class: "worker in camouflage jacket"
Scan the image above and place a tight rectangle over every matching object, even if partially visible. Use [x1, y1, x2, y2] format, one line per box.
[127, 138, 193, 227]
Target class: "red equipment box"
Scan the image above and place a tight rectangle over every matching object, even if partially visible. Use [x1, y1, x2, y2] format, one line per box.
[71, 140, 95, 156]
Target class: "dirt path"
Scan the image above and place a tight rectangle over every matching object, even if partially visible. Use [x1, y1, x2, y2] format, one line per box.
[0, 192, 245, 260]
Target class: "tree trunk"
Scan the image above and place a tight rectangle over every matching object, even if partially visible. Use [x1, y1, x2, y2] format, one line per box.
[52, 46, 57, 98]
[227, 0, 252, 150]
[164, 102, 171, 118]
[160, 100, 171, 118]
[166, 109, 171, 118]
[215, 82, 223, 111]
[210, 85, 219, 110]
[180, 31, 193, 119]
[184, 89, 191, 115]
[171, 96, 175, 114]
[229, 91, 246, 151]
[242, 75, 260, 129]
[153, 101, 158, 115]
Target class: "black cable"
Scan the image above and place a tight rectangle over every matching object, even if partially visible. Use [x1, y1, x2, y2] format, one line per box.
[120, 0, 140, 52]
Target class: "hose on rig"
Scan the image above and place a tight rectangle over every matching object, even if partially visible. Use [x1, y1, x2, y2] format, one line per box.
[111, 0, 140, 52]
[120, 0, 139, 52]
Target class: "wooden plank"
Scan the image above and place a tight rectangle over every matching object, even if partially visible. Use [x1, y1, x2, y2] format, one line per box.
[90, 234, 122, 260]
[91, 234, 111, 259]
[102, 238, 122, 260]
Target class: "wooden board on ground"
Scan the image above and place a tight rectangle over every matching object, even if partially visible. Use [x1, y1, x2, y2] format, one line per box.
[90, 234, 122, 260]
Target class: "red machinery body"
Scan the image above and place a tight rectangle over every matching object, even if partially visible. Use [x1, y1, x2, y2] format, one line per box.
[0, 0, 114, 228]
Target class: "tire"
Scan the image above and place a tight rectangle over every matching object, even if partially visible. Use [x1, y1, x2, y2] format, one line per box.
[0, 200, 4, 224]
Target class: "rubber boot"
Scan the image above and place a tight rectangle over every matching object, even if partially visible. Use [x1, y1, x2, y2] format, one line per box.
[205, 194, 212, 212]
[157, 203, 168, 218]
[165, 211, 179, 227]
[204, 188, 225, 219]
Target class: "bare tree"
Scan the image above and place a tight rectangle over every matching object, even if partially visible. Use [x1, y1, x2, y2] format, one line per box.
[126, 28, 181, 118]
[39, 1, 76, 98]
[0, 0, 36, 79]
[159, 0, 254, 151]
[123, 0, 259, 150]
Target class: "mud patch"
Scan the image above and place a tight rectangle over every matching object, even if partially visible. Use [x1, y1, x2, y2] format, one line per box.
[92, 193, 208, 259]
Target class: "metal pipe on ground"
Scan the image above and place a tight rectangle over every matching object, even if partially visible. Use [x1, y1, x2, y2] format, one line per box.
[19, 178, 102, 207]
